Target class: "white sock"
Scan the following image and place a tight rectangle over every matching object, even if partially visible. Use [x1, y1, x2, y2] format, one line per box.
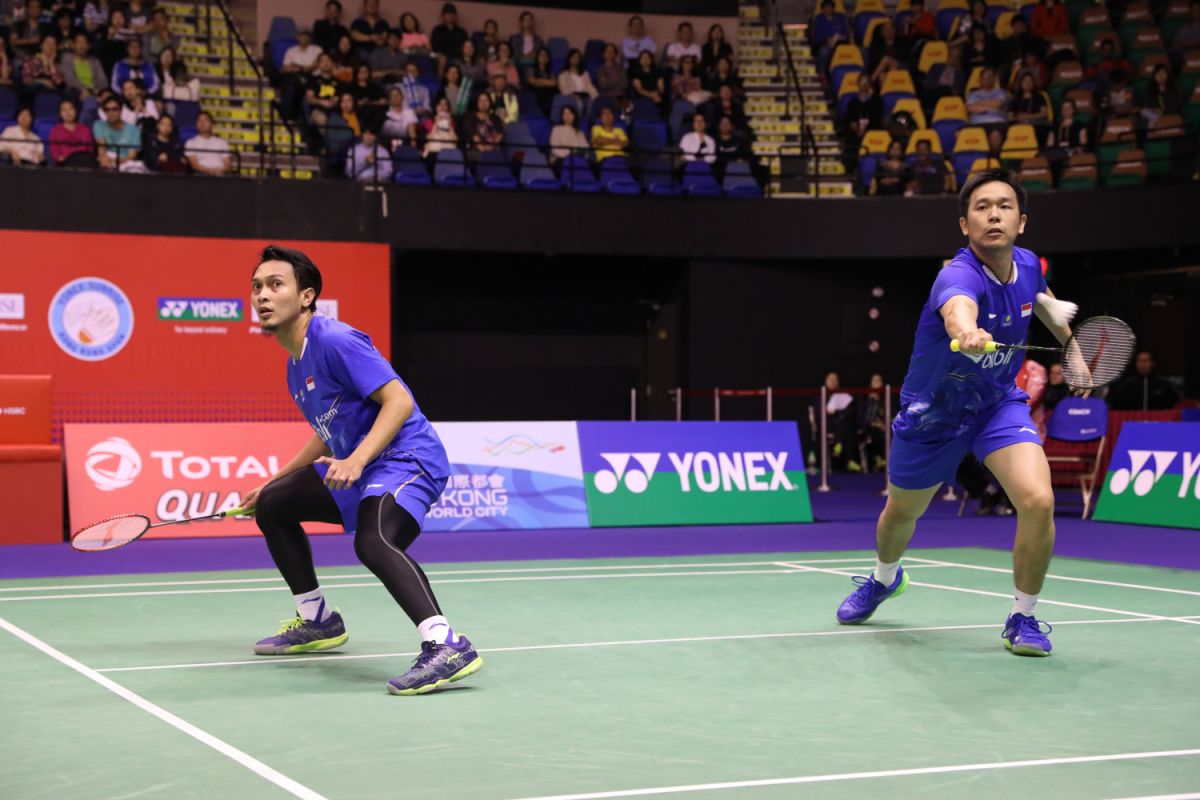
[417, 615, 459, 645]
[873, 559, 900, 587]
[294, 587, 332, 623]
[1012, 589, 1039, 617]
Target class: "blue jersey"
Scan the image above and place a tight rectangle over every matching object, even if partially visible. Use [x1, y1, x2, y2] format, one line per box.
[894, 246, 1047, 441]
[286, 314, 450, 480]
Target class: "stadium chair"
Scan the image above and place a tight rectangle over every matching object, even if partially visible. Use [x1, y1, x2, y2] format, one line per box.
[391, 145, 432, 186]
[966, 158, 1003, 182]
[993, 11, 1016, 39]
[1059, 151, 1099, 189]
[951, 126, 989, 187]
[860, 17, 888, 49]
[858, 130, 892, 190]
[502, 119, 542, 163]
[172, 100, 200, 130]
[631, 97, 662, 122]
[32, 118, 53, 148]
[270, 38, 298, 71]
[518, 151, 560, 191]
[1049, 61, 1085, 109]
[1065, 88, 1096, 125]
[1044, 33, 1081, 61]
[853, 0, 887, 43]
[583, 39, 606, 65]
[668, 99, 697, 144]
[550, 94, 582, 126]
[1098, 118, 1137, 177]
[917, 41, 948, 75]
[1077, 6, 1114, 53]
[1162, 0, 1192, 44]
[631, 121, 668, 155]
[475, 149, 519, 189]
[547, 37, 570, 63]
[1018, 155, 1053, 192]
[524, 117, 551, 147]
[722, 161, 763, 198]
[1119, 1, 1153, 44]
[1129, 27, 1165, 64]
[433, 148, 475, 187]
[1135, 53, 1171, 96]
[932, 96, 968, 152]
[0, 86, 15, 120]
[32, 91, 62, 125]
[905, 129, 943, 156]
[267, 16, 299, 42]
[517, 90, 544, 120]
[641, 156, 680, 195]
[1087, 32, 1123, 66]
[1043, 396, 1108, 518]
[1145, 114, 1185, 177]
[830, 44, 864, 88]
[681, 160, 722, 197]
[986, 1, 1011, 24]
[559, 154, 602, 193]
[936, 0, 970, 39]
[598, 156, 641, 195]
[836, 70, 864, 118]
[965, 66, 985, 94]
[1105, 148, 1147, 186]
[892, 97, 927, 129]
[1185, 85, 1200, 132]
[880, 70, 917, 116]
[1000, 124, 1039, 164]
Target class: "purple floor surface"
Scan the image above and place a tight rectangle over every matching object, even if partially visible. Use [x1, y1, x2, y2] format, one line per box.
[2, 475, 1196, 579]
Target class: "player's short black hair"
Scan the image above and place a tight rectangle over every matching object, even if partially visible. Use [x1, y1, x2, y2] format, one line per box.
[958, 168, 1027, 218]
[257, 245, 322, 312]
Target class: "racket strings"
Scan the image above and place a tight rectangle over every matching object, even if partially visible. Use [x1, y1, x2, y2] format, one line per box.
[72, 515, 150, 552]
[1065, 317, 1137, 388]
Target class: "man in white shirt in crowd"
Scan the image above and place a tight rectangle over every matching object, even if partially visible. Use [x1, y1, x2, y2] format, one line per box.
[346, 126, 393, 182]
[185, 111, 233, 176]
[679, 113, 716, 164]
[665, 22, 701, 69]
[282, 29, 322, 75]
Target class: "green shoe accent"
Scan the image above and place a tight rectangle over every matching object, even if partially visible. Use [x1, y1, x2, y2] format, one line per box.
[1005, 639, 1052, 657]
[281, 632, 350, 654]
[387, 655, 484, 696]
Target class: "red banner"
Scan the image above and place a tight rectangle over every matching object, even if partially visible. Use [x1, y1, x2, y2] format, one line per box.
[64, 422, 341, 536]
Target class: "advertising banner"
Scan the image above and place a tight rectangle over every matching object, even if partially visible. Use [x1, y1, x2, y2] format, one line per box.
[577, 422, 813, 526]
[1093, 422, 1200, 530]
[426, 422, 587, 531]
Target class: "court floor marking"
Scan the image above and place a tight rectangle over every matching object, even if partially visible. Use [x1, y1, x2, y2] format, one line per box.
[1105, 794, 1200, 800]
[904, 556, 1200, 598]
[0, 614, 326, 800]
[92, 616, 1163, 674]
[779, 563, 1200, 625]
[507, 748, 1200, 800]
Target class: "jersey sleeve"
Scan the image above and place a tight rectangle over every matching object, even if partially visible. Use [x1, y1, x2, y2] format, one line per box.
[324, 327, 399, 401]
[929, 262, 985, 310]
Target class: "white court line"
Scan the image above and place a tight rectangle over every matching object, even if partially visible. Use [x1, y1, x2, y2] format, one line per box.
[93, 617, 1160, 674]
[1103, 794, 1200, 800]
[0, 614, 326, 800]
[905, 556, 1200, 598]
[507, 748, 1200, 800]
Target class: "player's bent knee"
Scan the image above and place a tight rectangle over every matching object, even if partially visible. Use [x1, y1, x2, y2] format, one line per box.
[352, 528, 388, 572]
[254, 484, 288, 528]
[1015, 489, 1055, 518]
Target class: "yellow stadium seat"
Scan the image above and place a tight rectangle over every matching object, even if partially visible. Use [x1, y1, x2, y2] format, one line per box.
[968, 157, 1003, 177]
[838, 70, 865, 97]
[906, 129, 944, 154]
[861, 16, 888, 46]
[831, 43, 865, 68]
[881, 69, 917, 96]
[965, 66, 985, 93]
[918, 41, 949, 74]
[994, 11, 1016, 39]
[1000, 123, 1039, 160]
[860, 130, 893, 154]
[892, 97, 928, 128]
[939, 0, 970, 10]
[955, 126, 990, 152]
[933, 95, 968, 122]
[855, 0, 887, 13]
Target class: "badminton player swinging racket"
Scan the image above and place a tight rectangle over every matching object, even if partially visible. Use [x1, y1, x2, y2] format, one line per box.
[834, 170, 1083, 656]
[242, 246, 483, 694]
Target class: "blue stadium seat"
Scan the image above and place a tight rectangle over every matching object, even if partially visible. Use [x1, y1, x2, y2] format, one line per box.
[858, 152, 882, 190]
[854, 10, 885, 43]
[33, 118, 54, 145]
[475, 149, 519, 189]
[936, 8, 968, 39]
[951, 151, 987, 188]
[411, 55, 436, 79]
[517, 90, 545, 120]
[179, 127, 196, 144]
[933, 118, 965, 154]
[641, 156, 680, 195]
[524, 117, 551, 146]
[631, 121, 668, 155]
[519, 151, 560, 190]
[502, 120, 543, 162]
[0, 87, 16, 119]
[631, 97, 662, 122]
[681, 160, 722, 196]
[668, 99, 696, 145]
[267, 16, 299, 42]
[172, 100, 200, 129]
[722, 162, 763, 197]
[559, 154, 602, 192]
[547, 37, 570, 62]
[392, 145, 432, 186]
[433, 148, 475, 187]
[271, 38, 298, 71]
[584, 39, 606, 64]
[32, 91, 62, 124]
[598, 156, 641, 195]
[550, 94, 582, 126]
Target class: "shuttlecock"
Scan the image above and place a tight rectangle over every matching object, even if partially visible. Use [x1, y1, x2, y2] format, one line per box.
[1035, 292, 1077, 328]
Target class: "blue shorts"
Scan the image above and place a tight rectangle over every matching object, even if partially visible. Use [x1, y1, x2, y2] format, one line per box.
[314, 459, 447, 534]
[888, 397, 1042, 490]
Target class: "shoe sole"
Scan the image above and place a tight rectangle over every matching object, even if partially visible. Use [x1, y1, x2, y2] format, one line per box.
[1004, 639, 1052, 657]
[253, 632, 350, 656]
[386, 655, 484, 696]
[836, 570, 910, 625]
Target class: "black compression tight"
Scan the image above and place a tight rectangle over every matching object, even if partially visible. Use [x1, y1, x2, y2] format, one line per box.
[254, 466, 442, 625]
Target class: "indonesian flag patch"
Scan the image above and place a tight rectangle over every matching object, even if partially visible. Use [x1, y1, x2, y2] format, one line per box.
[1020, 302, 1033, 317]
[306, 376, 315, 391]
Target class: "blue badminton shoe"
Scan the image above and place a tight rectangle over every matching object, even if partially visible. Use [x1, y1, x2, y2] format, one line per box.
[1002, 612, 1053, 656]
[387, 635, 483, 695]
[253, 612, 348, 655]
[836, 566, 909, 624]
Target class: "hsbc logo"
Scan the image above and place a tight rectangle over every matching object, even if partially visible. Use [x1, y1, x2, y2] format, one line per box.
[1109, 449, 1200, 499]
[0, 293, 25, 319]
[594, 451, 795, 495]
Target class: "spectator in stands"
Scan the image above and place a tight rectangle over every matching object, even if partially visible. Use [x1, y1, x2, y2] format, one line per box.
[421, 96, 458, 157]
[369, 29, 408, 83]
[315, 0, 350, 54]
[463, 91, 504, 156]
[869, 21, 911, 84]
[901, 0, 937, 41]
[346, 63, 387, 129]
[855, 373, 888, 472]
[842, 73, 882, 161]
[0, 107, 45, 165]
[1042, 363, 1069, 410]
[21, 35, 63, 92]
[304, 53, 340, 128]
[350, 0, 388, 55]
[559, 48, 598, 110]
[923, 44, 967, 104]
[332, 33, 363, 83]
[816, 372, 856, 471]
[184, 111, 232, 176]
[951, 0, 992, 45]
[347, 126, 392, 182]
[120, 78, 158, 133]
[630, 49, 666, 110]
[52, 8, 78, 53]
[705, 55, 743, 98]
[480, 18, 503, 61]
[158, 47, 199, 101]
[126, 0, 152, 35]
[1003, 16, 1045, 72]
[909, 138, 952, 194]
[437, 63, 471, 119]
[963, 26, 999, 72]
[399, 13, 431, 55]
[327, 90, 363, 162]
[398, 60, 432, 117]
[100, 8, 137, 75]
[1044, 98, 1088, 174]
[590, 105, 628, 162]
[10, 0, 49, 57]
[142, 112, 187, 173]
[0, 41, 10, 86]
[93, 96, 141, 169]
[1031, 0, 1070, 39]
[702, 83, 747, 130]
[143, 9, 177, 61]
[381, 85, 419, 143]
[486, 71, 519, 124]
[811, 0, 849, 77]
[1171, 0, 1200, 51]
[1104, 69, 1136, 123]
[488, 40, 520, 86]
[671, 54, 710, 106]
[431, 3, 468, 74]
[509, 10, 543, 71]
[1007, 50, 1048, 92]
[454, 39, 487, 85]
[1009, 70, 1051, 127]
[550, 103, 589, 163]
[700, 24, 733, 77]
[1088, 40, 1132, 87]
[679, 113, 716, 164]
[49, 98, 97, 168]
[714, 115, 753, 175]
[665, 22, 702, 70]
[279, 31, 320, 118]
[622, 16, 656, 68]
[871, 141, 909, 195]
[1108, 350, 1179, 410]
[966, 67, 1009, 129]
[82, 2, 109, 36]
[111, 37, 157, 95]
[595, 43, 628, 101]
[526, 46, 557, 115]
[1141, 64, 1184, 125]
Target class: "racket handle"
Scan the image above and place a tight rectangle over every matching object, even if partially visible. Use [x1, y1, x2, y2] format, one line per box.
[949, 339, 999, 353]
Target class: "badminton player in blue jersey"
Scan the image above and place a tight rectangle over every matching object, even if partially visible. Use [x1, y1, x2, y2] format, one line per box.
[241, 246, 483, 694]
[835, 170, 1084, 656]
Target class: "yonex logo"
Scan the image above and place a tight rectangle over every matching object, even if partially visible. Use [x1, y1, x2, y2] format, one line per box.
[594, 452, 794, 495]
[85, 437, 143, 491]
[157, 297, 243, 322]
[1109, 450, 1200, 499]
[594, 453, 660, 494]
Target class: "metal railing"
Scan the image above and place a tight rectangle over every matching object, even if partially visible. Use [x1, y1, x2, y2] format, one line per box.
[766, 0, 821, 195]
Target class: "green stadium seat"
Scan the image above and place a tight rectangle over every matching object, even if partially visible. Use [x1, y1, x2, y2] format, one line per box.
[1018, 155, 1053, 192]
[1104, 148, 1146, 186]
[1060, 151, 1098, 189]
[1145, 113, 1186, 176]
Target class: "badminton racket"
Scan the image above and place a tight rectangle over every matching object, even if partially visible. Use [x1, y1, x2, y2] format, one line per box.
[71, 507, 251, 552]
